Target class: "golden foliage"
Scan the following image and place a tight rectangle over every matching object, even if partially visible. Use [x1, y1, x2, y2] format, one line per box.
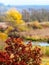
[0, 32, 8, 41]
[6, 9, 22, 20]
[4, 26, 14, 34]
[16, 20, 25, 24]
[32, 21, 40, 27]
[6, 9, 25, 26]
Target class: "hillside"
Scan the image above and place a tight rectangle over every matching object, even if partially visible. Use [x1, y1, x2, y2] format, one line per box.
[0, 3, 49, 12]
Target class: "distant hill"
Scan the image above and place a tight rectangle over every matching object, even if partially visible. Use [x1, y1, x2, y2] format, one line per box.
[7, 5, 49, 11]
[0, 3, 49, 13]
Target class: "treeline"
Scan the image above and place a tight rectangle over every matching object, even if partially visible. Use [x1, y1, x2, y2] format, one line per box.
[0, 9, 49, 22]
[21, 9, 49, 22]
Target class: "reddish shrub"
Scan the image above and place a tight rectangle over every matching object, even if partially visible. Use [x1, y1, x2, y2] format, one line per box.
[0, 37, 42, 65]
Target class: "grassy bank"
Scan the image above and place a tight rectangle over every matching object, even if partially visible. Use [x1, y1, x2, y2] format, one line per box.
[24, 36, 49, 43]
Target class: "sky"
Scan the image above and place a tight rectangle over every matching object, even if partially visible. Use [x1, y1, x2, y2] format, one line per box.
[0, 0, 49, 5]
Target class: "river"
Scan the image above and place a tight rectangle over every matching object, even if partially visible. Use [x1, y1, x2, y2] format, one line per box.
[25, 41, 49, 46]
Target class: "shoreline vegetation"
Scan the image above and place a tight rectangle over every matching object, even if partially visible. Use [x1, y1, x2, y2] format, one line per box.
[0, 9, 49, 43]
[14, 27, 49, 43]
[24, 36, 49, 42]
[0, 21, 49, 43]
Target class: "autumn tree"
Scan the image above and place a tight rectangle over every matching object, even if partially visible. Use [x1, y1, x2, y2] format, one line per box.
[6, 9, 25, 27]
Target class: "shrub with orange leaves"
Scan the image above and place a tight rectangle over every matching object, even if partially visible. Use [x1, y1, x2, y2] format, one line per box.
[0, 37, 42, 65]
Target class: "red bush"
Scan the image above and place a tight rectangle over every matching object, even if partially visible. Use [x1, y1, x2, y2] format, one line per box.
[0, 37, 42, 65]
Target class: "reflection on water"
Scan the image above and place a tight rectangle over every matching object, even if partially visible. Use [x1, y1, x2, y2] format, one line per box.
[33, 42, 49, 46]
[26, 41, 49, 46]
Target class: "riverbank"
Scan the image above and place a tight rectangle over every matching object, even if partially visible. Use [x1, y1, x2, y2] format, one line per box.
[18, 28, 49, 42]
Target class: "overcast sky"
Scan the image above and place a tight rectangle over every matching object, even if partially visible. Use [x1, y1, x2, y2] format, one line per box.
[0, 0, 49, 5]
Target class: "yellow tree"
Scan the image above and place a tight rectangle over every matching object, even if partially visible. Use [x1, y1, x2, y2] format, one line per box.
[6, 9, 25, 26]
[6, 9, 22, 20]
